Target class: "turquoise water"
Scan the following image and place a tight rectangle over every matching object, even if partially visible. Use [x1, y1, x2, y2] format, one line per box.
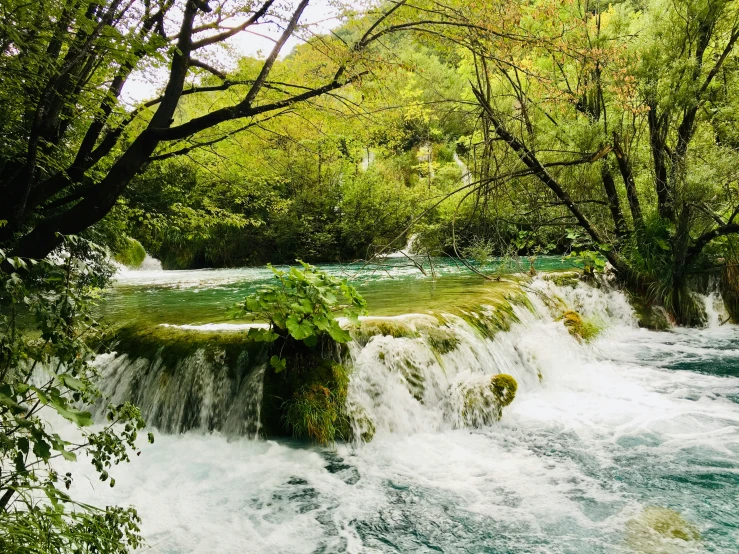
[105, 256, 574, 326]
[69, 263, 739, 553]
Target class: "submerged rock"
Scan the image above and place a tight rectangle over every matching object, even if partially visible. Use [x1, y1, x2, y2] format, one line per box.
[626, 506, 701, 553]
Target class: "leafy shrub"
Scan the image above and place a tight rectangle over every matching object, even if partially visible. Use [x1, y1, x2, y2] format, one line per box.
[114, 237, 147, 268]
[235, 261, 366, 372]
[0, 237, 150, 553]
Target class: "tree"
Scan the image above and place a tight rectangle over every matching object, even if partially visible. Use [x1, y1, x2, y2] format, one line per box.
[418, 0, 739, 323]
[0, 0, 416, 260]
[0, 239, 151, 552]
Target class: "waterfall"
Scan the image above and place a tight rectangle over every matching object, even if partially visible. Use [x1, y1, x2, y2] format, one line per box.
[93, 276, 674, 438]
[453, 152, 472, 186]
[384, 233, 418, 258]
[64, 273, 739, 553]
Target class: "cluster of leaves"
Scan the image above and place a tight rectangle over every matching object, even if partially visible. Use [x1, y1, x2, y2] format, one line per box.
[0, 237, 151, 553]
[235, 262, 367, 372]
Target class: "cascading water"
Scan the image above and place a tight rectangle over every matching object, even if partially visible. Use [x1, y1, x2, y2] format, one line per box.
[61, 271, 739, 553]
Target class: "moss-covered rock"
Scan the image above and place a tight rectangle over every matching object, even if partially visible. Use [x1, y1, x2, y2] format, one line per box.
[628, 295, 672, 330]
[352, 319, 420, 345]
[490, 373, 518, 407]
[422, 326, 459, 354]
[544, 271, 582, 288]
[559, 310, 601, 342]
[113, 237, 146, 268]
[461, 373, 518, 426]
[626, 506, 700, 553]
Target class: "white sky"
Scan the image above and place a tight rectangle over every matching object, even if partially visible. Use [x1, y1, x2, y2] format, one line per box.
[122, 0, 344, 104]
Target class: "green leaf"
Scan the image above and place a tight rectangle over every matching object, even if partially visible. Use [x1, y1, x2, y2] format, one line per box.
[270, 355, 287, 373]
[656, 238, 671, 251]
[286, 316, 313, 340]
[327, 324, 351, 343]
[59, 374, 85, 391]
[33, 438, 51, 459]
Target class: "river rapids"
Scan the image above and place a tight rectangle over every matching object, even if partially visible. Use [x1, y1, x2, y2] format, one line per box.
[58, 263, 739, 553]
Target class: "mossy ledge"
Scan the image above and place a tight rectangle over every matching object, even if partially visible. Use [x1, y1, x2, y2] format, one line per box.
[456, 290, 533, 340]
[352, 318, 420, 345]
[107, 325, 369, 445]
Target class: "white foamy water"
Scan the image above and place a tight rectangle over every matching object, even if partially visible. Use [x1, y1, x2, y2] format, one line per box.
[63, 280, 739, 553]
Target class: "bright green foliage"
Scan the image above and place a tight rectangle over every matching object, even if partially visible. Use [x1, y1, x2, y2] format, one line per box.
[113, 237, 147, 268]
[0, 238, 148, 552]
[235, 262, 366, 370]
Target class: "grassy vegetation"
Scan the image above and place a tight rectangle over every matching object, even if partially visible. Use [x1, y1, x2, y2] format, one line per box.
[113, 237, 146, 268]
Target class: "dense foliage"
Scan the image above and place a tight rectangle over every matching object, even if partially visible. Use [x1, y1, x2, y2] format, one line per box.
[0, 238, 151, 552]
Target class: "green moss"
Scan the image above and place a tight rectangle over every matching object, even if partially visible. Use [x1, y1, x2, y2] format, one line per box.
[113, 237, 146, 268]
[559, 310, 601, 342]
[628, 295, 672, 331]
[353, 319, 420, 345]
[490, 373, 517, 407]
[462, 374, 518, 426]
[454, 290, 534, 341]
[544, 271, 581, 288]
[112, 324, 269, 375]
[626, 506, 700, 552]
[422, 326, 459, 354]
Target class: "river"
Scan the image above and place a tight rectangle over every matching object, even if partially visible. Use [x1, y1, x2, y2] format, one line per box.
[64, 258, 739, 553]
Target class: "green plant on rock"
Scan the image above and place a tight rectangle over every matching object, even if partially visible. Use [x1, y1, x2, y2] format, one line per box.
[235, 261, 367, 372]
[285, 383, 343, 445]
[283, 362, 350, 445]
[0, 237, 150, 553]
[236, 263, 368, 445]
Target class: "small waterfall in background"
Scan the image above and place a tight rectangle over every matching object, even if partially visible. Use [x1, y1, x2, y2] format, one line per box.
[453, 152, 472, 186]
